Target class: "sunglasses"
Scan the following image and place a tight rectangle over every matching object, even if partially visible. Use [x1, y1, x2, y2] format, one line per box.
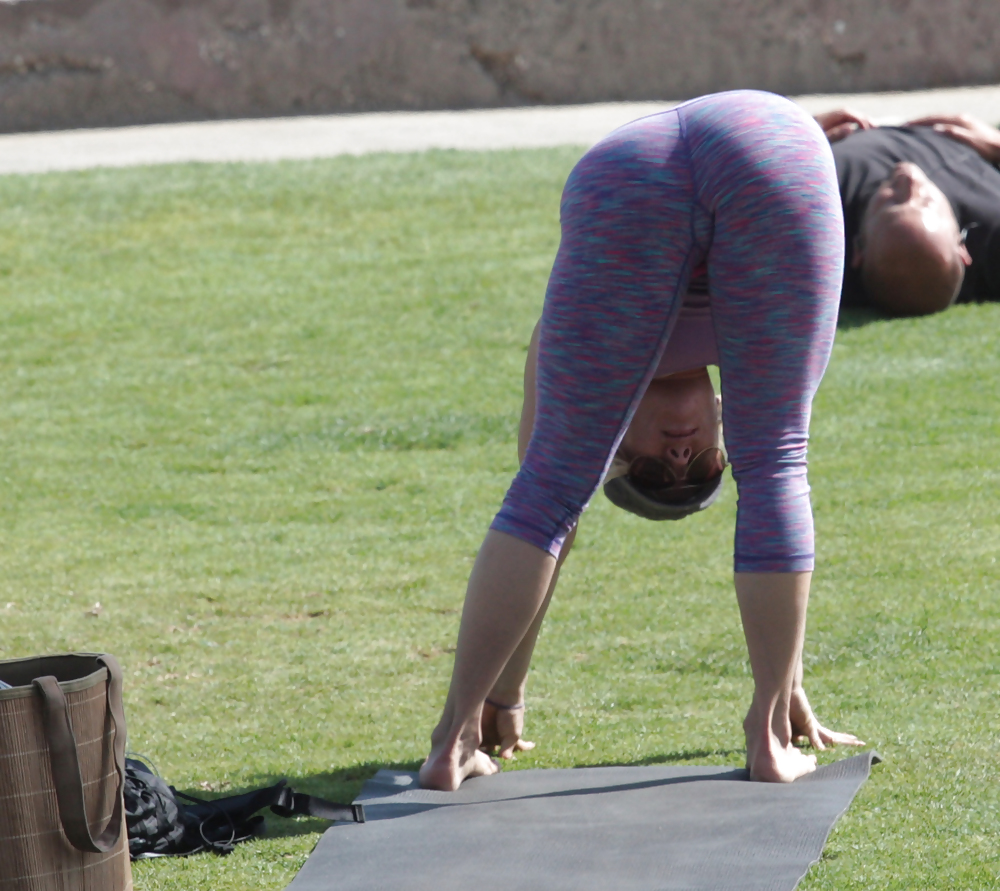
[626, 447, 727, 491]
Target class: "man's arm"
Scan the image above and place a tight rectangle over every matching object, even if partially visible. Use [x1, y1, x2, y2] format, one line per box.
[905, 114, 1000, 165]
[814, 108, 875, 143]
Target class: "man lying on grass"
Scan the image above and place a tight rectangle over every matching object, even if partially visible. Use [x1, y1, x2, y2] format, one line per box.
[815, 107, 1000, 316]
[420, 90, 864, 791]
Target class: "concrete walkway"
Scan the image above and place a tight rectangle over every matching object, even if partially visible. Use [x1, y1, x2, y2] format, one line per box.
[0, 83, 998, 175]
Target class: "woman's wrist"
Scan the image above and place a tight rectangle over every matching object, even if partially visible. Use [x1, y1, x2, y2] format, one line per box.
[486, 680, 527, 709]
[485, 696, 525, 711]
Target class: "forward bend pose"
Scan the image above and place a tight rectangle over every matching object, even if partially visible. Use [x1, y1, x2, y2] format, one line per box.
[420, 91, 864, 791]
[815, 108, 1000, 315]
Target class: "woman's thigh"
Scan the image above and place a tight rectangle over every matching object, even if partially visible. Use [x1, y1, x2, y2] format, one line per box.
[684, 91, 844, 572]
[491, 110, 702, 557]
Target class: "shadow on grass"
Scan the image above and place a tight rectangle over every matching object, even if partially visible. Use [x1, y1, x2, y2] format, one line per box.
[174, 749, 754, 841]
[574, 746, 745, 770]
[174, 757, 424, 840]
[837, 305, 886, 329]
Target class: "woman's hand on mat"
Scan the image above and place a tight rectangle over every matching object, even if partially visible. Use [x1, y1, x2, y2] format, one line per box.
[789, 686, 865, 750]
[814, 108, 874, 143]
[480, 699, 536, 760]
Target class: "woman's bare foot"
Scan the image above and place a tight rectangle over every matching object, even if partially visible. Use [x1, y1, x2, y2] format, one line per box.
[419, 718, 500, 791]
[744, 703, 817, 783]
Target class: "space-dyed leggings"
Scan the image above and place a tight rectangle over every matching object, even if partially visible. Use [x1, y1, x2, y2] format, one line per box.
[490, 91, 844, 572]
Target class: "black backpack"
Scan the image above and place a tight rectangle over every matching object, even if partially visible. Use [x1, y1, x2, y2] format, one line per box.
[124, 758, 364, 859]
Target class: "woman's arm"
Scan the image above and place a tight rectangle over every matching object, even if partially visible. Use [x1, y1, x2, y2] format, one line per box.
[480, 320, 578, 758]
[737, 571, 864, 782]
[736, 571, 819, 782]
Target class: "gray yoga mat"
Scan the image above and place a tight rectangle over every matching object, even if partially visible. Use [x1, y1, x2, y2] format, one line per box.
[287, 751, 880, 891]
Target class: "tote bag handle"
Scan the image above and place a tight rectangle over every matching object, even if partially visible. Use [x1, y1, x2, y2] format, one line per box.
[32, 654, 127, 853]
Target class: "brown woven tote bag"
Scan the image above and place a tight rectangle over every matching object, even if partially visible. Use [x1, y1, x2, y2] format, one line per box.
[0, 654, 132, 891]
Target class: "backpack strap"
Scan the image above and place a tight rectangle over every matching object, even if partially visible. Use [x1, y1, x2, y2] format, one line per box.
[270, 785, 366, 823]
[173, 777, 365, 854]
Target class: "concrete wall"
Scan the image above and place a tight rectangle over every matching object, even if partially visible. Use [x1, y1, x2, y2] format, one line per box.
[1, 0, 998, 133]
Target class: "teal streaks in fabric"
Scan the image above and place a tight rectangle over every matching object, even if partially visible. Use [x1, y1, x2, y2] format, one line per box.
[491, 91, 844, 573]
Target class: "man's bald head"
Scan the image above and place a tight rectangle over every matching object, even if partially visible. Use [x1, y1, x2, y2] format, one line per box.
[855, 162, 971, 316]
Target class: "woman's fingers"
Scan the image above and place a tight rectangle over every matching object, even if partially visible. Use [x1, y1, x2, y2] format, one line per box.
[791, 713, 826, 751]
[496, 707, 530, 758]
[499, 737, 535, 760]
[789, 685, 865, 751]
[818, 726, 866, 747]
[807, 723, 826, 751]
[482, 700, 535, 759]
[799, 720, 866, 750]
[479, 701, 501, 751]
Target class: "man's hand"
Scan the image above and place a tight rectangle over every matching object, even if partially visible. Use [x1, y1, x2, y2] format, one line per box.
[814, 108, 875, 143]
[906, 113, 1000, 165]
[789, 686, 865, 750]
[480, 700, 535, 760]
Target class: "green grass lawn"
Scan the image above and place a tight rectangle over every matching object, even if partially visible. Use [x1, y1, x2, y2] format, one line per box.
[1, 147, 998, 890]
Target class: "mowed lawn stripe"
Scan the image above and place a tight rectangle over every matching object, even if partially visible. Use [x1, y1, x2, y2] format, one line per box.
[0, 150, 996, 890]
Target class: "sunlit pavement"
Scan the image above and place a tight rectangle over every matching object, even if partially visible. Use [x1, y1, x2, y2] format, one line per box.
[0, 83, 997, 175]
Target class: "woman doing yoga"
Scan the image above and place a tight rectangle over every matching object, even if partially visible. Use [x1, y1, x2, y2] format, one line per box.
[420, 90, 864, 790]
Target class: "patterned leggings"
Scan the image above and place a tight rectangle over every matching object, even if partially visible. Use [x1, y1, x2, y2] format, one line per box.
[490, 90, 844, 573]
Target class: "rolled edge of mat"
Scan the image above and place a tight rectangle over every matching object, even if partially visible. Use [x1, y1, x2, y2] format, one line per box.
[799, 750, 883, 783]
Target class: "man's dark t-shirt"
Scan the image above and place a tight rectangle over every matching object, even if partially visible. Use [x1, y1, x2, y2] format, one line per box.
[832, 126, 1000, 306]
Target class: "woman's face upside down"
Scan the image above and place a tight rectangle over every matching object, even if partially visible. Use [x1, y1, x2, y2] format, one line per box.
[619, 367, 722, 481]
